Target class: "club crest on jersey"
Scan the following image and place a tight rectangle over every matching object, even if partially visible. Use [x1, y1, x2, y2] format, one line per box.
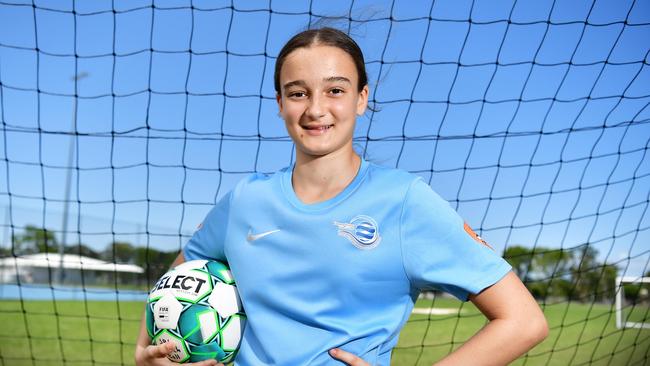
[333, 215, 381, 250]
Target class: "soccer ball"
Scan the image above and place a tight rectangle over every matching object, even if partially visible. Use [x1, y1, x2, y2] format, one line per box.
[146, 259, 245, 363]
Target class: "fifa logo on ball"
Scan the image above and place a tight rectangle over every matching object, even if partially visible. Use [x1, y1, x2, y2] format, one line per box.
[158, 306, 169, 321]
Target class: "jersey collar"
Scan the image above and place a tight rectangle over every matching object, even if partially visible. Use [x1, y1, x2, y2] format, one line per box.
[281, 157, 369, 212]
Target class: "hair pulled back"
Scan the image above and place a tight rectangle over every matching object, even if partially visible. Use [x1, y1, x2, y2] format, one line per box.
[274, 27, 368, 94]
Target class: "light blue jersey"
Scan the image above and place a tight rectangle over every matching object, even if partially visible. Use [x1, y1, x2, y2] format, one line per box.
[183, 158, 512, 365]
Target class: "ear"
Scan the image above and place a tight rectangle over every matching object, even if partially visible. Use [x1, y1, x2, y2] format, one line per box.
[276, 93, 283, 114]
[356, 85, 369, 116]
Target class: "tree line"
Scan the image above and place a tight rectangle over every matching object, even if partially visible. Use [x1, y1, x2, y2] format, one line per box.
[4, 226, 648, 303]
[3, 225, 178, 284]
[505, 245, 649, 303]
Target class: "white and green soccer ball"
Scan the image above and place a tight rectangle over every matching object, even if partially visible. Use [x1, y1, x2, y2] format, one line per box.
[146, 259, 245, 363]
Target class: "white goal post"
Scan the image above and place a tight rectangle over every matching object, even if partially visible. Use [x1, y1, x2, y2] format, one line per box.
[616, 276, 650, 330]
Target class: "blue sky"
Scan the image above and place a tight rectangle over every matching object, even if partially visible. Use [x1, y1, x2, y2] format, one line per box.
[1, 0, 649, 277]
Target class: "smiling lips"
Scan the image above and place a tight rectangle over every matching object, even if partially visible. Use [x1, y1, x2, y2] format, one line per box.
[302, 124, 333, 135]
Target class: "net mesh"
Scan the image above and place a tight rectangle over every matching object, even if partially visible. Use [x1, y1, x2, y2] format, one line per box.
[1, 0, 649, 365]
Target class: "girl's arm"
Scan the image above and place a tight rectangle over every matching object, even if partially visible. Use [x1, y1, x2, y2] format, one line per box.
[433, 271, 548, 366]
[330, 271, 548, 366]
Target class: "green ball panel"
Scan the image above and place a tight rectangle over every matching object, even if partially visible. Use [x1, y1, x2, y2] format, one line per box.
[206, 260, 228, 274]
[206, 261, 234, 284]
[145, 303, 155, 338]
[188, 342, 226, 363]
[179, 304, 218, 344]
[220, 350, 236, 364]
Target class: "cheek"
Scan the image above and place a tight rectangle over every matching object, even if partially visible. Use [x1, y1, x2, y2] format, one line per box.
[331, 99, 357, 119]
[281, 103, 303, 121]
[282, 113, 304, 138]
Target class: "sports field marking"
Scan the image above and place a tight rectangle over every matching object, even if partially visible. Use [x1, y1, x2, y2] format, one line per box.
[411, 308, 463, 315]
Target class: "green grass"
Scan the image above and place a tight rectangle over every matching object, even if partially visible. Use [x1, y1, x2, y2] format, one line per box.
[624, 304, 650, 324]
[0, 299, 648, 365]
[0, 300, 143, 366]
[394, 298, 650, 366]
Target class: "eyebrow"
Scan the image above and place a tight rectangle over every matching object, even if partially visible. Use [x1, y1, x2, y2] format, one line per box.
[324, 76, 352, 84]
[282, 76, 352, 90]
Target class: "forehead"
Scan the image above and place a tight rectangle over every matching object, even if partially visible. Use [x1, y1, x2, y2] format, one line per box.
[280, 45, 358, 84]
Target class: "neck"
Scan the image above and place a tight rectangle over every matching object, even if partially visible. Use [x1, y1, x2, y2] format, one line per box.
[292, 148, 361, 204]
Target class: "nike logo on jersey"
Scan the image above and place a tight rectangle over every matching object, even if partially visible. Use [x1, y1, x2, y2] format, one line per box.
[246, 229, 280, 242]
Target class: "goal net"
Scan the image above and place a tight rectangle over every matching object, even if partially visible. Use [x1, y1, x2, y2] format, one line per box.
[0, 0, 649, 365]
[616, 276, 650, 330]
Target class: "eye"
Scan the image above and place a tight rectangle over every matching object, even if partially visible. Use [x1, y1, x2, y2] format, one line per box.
[329, 88, 345, 95]
[288, 91, 306, 98]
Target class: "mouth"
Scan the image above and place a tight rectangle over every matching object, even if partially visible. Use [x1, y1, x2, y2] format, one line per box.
[301, 124, 334, 135]
[302, 124, 333, 131]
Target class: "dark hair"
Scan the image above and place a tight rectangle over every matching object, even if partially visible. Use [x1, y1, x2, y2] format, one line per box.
[274, 27, 369, 94]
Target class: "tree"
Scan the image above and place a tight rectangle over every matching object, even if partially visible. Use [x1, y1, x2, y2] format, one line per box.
[134, 246, 178, 285]
[504, 245, 605, 300]
[504, 245, 534, 279]
[532, 247, 572, 280]
[103, 241, 136, 263]
[64, 243, 100, 258]
[598, 264, 618, 301]
[569, 246, 618, 302]
[0, 247, 10, 257]
[11, 225, 58, 254]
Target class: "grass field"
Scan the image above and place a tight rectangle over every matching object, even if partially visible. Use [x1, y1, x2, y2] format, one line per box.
[0, 298, 648, 365]
[394, 298, 650, 366]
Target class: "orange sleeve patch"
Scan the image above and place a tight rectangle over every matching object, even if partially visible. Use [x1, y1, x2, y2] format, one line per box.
[463, 222, 494, 250]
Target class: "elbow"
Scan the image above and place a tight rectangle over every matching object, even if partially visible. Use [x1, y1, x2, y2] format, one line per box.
[539, 316, 550, 341]
[526, 314, 549, 346]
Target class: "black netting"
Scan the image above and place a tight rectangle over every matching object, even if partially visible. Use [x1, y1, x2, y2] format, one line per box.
[1, 0, 649, 365]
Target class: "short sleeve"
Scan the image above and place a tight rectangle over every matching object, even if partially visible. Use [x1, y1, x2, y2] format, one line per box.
[182, 191, 232, 262]
[400, 179, 512, 301]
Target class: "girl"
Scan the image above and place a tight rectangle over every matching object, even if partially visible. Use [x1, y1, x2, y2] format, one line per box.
[135, 27, 548, 366]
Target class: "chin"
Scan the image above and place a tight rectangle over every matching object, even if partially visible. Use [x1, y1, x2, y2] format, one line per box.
[292, 135, 352, 159]
[298, 148, 332, 158]
[294, 142, 335, 156]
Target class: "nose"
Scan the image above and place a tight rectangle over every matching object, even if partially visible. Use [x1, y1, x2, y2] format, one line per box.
[305, 94, 325, 120]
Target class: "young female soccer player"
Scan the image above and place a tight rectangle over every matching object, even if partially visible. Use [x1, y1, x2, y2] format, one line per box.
[135, 27, 548, 366]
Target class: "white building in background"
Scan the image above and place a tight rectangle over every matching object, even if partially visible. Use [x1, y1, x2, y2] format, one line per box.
[0, 253, 144, 285]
